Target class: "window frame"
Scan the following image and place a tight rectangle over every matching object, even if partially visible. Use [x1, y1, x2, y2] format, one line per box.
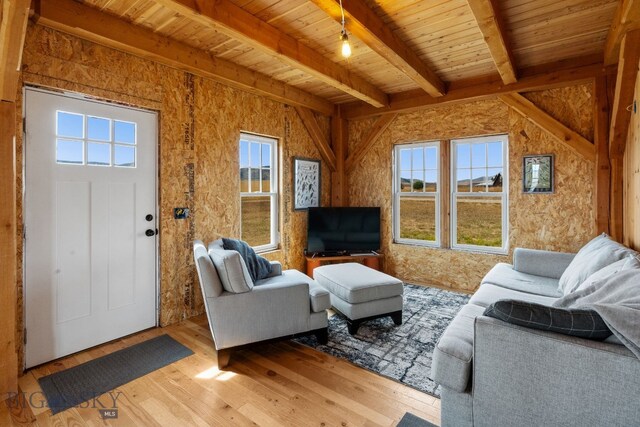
[55, 110, 138, 168]
[450, 134, 509, 254]
[392, 141, 441, 248]
[239, 132, 279, 253]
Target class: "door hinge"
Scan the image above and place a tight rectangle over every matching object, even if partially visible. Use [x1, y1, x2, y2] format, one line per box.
[24, 328, 27, 345]
[22, 117, 26, 130]
[23, 225, 26, 241]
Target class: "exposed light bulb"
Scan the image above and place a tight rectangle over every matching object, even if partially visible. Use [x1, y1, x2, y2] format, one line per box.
[340, 31, 351, 58]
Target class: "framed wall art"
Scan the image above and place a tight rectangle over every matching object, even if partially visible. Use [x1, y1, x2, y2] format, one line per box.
[523, 154, 554, 193]
[294, 157, 321, 210]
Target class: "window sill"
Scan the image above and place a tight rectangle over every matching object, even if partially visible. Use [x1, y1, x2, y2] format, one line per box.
[254, 246, 281, 255]
[392, 241, 509, 257]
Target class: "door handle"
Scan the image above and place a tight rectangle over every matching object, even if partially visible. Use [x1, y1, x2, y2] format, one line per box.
[145, 229, 158, 237]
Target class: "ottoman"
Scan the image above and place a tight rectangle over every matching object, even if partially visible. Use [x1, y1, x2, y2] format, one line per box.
[313, 262, 404, 335]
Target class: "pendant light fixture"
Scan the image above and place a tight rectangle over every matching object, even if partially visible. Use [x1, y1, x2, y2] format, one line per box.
[339, 0, 352, 58]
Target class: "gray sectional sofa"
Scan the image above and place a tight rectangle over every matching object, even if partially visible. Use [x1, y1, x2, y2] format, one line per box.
[432, 245, 640, 427]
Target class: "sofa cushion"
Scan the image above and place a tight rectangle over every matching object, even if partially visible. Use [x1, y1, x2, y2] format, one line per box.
[513, 248, 576, 279]
[313, 263, 403, 304]
[432, 304, 486, 393]
[469, 283, 558, 308]
[255, 269, 330, 313]
[558, 234, 636, 295]
[574, 254, 640, 294]
[484, 300, 612, 340]
[481, 263, 562, 298]
[208, 246, 254, 293]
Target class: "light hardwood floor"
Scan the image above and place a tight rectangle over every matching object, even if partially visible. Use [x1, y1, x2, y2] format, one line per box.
[1, 315, 441, 426]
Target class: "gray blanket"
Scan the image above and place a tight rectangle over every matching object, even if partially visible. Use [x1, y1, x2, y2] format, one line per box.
[222, 238, 272, 282]
[554, 269, 640, 359]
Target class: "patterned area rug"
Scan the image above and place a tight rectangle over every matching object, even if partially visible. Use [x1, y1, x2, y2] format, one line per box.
[295, 284, 470, 398]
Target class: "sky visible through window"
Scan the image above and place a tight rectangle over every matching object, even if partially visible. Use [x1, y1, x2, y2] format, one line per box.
[398, 140, 503, 193]
[56, 111, 136, 167]
[239, 138, 272, 193]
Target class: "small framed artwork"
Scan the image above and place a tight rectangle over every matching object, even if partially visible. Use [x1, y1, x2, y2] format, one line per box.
[523, 154, 554, 193]
[294, 157, 321, 210]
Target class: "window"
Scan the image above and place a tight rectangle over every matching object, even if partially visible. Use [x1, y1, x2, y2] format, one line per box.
[393, 142, 440, 246]
[392, 135, 508, 254]
[451, 135, 508, 253]
[56, 110, 137, 168]
[239, 133, 279, 252]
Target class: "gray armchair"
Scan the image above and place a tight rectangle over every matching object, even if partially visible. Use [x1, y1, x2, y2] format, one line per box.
[193, 240, 330, 368]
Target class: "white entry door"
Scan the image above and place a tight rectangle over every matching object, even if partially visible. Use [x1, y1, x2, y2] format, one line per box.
[24, 88, 158, 368]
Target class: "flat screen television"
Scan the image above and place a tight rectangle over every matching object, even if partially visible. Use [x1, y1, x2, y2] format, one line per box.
[306, 207, 381, 255]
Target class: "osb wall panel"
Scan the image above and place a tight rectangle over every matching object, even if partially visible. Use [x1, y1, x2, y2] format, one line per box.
[348, 92, 595, 292]
[523, 84, 594, 142]
[193, 77, 331, 275]
[624, 65, 640, 250]
[15, 24, 330, 368]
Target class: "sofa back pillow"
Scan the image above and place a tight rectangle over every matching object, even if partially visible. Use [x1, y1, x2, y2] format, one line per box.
[484, 299, 612, 340]
[573, 255, 640, 294]
[558, 234, 636, 295]
[208, 240, 254, 293]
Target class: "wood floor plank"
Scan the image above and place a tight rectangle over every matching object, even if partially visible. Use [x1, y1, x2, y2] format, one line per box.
[9, 315, 441, 426]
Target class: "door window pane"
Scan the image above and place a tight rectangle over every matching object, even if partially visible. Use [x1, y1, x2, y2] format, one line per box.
[241, 196, 271, 247]
[87, 117, 111, 141]
[87, 142, 111, 166]
[57, 112, 84, 138]
[114, 121, 136, 144]
[456, 195, 502, 247]
[399, 196, 436, 241]
[114, 145, 135, 167]
[56, 139, 84, 165]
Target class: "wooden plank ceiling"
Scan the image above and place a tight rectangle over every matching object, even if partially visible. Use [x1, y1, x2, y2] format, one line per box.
[76, 0, 618, 109]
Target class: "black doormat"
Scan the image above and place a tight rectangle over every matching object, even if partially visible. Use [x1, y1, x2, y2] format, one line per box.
[38, 334, 193, 414]
[397, 412, 438, 427]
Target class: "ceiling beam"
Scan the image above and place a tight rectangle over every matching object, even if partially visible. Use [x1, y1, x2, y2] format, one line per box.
[466, 0, 517, 84]
[345, 113, 397, 173]
[154, 0, 388, 108]
[604, 0, 640, 66]
[343, 61, 606, 119]
[308, 0, 445, 97]
[499, 93, 595, 162]
[35, 0, 335, 115]
[0, 0, 31, 101]
[295, 107, 337, 172]
[609, 29, 640, 159]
